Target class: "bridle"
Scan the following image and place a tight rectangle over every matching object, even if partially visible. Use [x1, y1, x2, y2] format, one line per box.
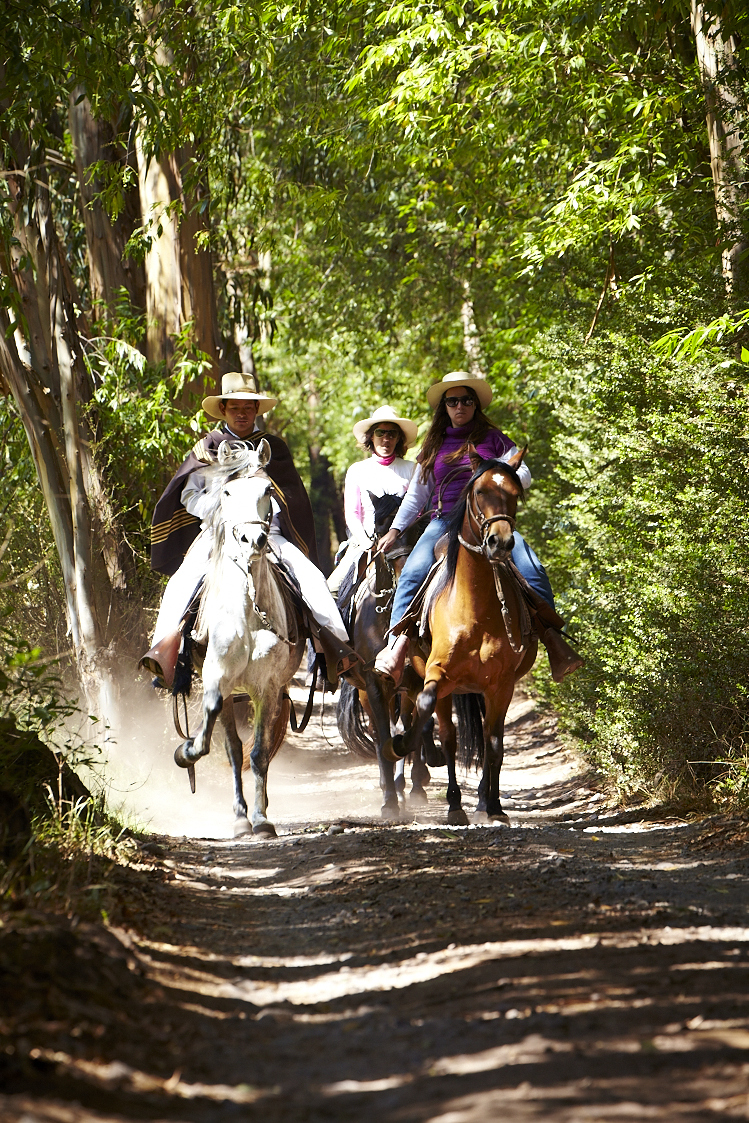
[458, 480, 517, 557]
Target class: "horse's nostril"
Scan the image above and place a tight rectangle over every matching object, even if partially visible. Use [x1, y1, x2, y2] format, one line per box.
[257, 533, 267, 549]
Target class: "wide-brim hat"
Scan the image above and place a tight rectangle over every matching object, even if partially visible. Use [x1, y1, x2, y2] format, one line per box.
[202, 371, 277, 420]
[426, 370, 493, 410]
[352, 404, 418, 449]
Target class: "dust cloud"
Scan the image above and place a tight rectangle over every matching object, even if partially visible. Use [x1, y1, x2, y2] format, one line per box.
[98, 676, 386, 839]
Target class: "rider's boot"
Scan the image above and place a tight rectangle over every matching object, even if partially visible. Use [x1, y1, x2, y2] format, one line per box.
[535, 621, 584, 683]
[373, 634, 410, 688]
[138, 630, 182, 690]
[314, 627, 366, 690]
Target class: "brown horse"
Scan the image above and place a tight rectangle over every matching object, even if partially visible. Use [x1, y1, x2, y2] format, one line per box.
[388, 446, 536, 825]
[336, 493, 438, 818]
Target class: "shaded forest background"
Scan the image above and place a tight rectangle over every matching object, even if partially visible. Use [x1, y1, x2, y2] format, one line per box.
[1, 0, 749, 807]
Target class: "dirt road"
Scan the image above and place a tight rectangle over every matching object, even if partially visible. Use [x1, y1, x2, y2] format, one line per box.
[2, 687, 749, 1121]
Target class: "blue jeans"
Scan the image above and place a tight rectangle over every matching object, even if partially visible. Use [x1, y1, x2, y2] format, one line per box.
[389, 517, 555, 633]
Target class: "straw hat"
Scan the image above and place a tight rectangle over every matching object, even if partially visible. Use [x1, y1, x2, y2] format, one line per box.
[425, 370, 493, 410]
[352, 404, 418, 449]
[202, 371, 277, 419]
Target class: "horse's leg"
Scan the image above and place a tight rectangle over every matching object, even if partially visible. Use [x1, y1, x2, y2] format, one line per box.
[398, 697, 429, 807]
[219, 695, 252, 838]
[365, 675, 401, 820]
[247, 693, 283, 838]
[174, 683, 222, 768]
[394, 756, 406, 803]
[409, 746, 431, 806]
[474, 686, 513, 827]
[435, 694, 467, 826]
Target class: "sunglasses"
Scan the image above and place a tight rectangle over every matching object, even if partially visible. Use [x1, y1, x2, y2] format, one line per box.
[444, 395, 476, 408]
[372, 428, 399, 437]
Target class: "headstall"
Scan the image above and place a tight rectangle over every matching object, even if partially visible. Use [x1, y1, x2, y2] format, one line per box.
[458, 487, 516, 557]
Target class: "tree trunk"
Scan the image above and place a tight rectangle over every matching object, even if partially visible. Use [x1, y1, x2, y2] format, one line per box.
[0, 136, 124, 724]
[691, 2, 748, 294]
[68, 89, 147, 318]
[135, 130, 183, 368]
[461, 279, 484, 377]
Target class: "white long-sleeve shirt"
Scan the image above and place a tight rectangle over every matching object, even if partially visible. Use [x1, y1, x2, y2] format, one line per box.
[343, 455, 415, 545]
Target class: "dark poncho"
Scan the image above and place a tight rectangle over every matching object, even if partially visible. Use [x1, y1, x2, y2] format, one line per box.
[150, 427, 319, 576]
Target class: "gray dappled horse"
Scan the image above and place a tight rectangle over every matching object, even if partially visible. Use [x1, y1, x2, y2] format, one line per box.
[336, 492, 441, 819]
[174, 440, 305, 837]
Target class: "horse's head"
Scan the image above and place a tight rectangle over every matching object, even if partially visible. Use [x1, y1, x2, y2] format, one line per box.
[462, 444, 526, 564]
[369, 491, 403, 539]
[212, 439, 275, 566]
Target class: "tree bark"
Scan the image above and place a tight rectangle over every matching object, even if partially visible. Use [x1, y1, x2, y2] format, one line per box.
[0, 136, 124, 722]
[691, 2, 748, 294]
[134, 130, 183, 367]
[68, 89, 147, 318]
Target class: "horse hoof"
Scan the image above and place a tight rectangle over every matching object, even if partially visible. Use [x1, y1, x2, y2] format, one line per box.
[380, 803, 400, 821]
[447, 808, 469, 826]
[174, 742, 193, 768]
[491, 811, 511, 827]
[253, 821, 277, 838]
[425, 747, 446, 768]
[233, 816, 252, 838]
[408, 789, 429, 807]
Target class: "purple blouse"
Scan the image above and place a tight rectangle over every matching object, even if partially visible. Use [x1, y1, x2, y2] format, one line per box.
[431, 425, 514, 516]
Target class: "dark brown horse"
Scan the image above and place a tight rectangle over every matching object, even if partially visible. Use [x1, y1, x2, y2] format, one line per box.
[388, 446, 536, 825]
[336, 493, 438, 818]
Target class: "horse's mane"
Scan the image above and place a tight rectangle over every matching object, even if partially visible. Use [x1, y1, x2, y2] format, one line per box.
[200, 443, 269, 529]
[443, 458, 525, 586]
[194, 444, 272, 641]
[370, 491, 403, 537]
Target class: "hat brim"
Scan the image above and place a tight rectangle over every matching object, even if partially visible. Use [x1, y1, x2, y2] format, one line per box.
[202, 392, 277, 420]
[352, 415, 418, 448]
[426, 376, 493, 410]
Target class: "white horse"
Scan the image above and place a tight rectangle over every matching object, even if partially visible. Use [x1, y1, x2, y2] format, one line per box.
[173, 440, 306, 837]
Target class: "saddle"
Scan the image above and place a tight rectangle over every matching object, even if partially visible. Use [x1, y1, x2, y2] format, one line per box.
[390, 554, 568, 655]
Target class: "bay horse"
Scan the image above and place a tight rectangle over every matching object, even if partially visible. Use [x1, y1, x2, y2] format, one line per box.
[336, 493, 438, 818]
[173, 440, 306, 837]
[388, 446, 537, 825]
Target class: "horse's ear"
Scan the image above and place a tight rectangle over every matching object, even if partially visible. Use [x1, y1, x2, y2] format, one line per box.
[468, 443, 483, 472]
[217, 440, 233, 465]
[257, 438, 271, 467]
[506, 444, 528, 470]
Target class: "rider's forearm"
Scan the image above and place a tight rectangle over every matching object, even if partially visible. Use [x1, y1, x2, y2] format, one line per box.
[391, 473, 432, 533]
[503, 446, 532, 490]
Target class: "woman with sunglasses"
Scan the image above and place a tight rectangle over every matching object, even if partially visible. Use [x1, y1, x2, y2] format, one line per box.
[374, 371, 583, 685]
[328, 405, 418, 595]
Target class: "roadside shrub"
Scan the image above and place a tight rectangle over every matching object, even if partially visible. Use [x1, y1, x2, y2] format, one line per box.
[519, 315, 749, 803]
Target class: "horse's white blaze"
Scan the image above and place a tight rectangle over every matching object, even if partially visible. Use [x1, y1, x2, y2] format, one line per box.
[492, 471, 514, 493]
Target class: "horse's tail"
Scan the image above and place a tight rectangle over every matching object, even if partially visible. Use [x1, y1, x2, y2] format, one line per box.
[336, 680, 377, 759]
[454, 693, 485, 772]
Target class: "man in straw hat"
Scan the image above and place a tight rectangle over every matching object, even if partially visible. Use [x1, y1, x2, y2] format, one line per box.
[140, 371, 363, 689]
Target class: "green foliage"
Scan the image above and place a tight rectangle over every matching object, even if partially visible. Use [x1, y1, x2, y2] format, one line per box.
[517, 286, 749, 802]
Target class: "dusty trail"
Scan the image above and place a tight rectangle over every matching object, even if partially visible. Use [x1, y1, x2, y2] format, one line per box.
[2, 686, 749, 1122]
